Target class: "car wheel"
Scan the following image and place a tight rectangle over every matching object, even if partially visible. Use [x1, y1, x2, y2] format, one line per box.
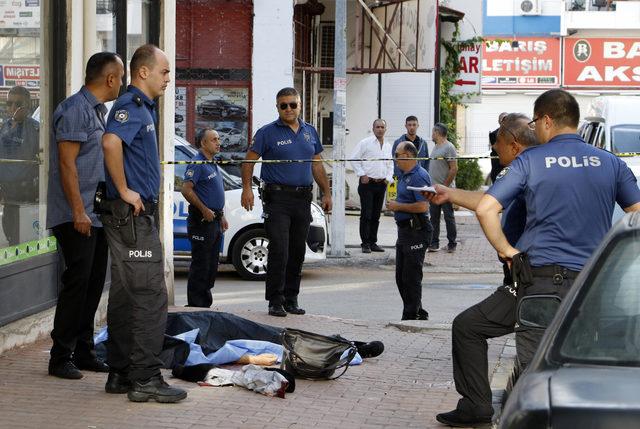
[232, 228, 269, 281]
[224, 138, 230, 145]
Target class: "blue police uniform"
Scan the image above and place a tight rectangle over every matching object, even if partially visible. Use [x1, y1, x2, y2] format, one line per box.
[392, 135, 429, 178]
[394, 164, 433, 320]
[251, 118, 322, 309]
[99, 85, 168, 383]
[184, 152, 225, 308]
[487, 133, 640, 368]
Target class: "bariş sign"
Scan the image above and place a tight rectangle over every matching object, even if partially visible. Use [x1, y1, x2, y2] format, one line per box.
[450, 42, 481, 100]
[563, 38, 640, 87]
[481, 37, 561, 89]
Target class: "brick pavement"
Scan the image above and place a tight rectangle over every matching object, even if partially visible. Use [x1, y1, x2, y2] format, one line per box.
[0, 309, 510, 429]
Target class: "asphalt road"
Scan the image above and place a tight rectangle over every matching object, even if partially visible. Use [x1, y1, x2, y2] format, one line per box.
[174, 265, 503, 324]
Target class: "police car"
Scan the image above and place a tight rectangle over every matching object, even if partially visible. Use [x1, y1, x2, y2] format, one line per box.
[173, 135, 327, 280]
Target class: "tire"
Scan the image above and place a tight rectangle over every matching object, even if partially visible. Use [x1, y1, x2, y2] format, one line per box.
[223, 138, 230, 145]
[231, 228, 269, 281]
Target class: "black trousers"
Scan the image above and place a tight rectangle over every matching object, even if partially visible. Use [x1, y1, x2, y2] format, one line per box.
[263, 189, 311, 306]
[395, 224, 432, 318]
[186, 215, 222, 308]
[429, 201, 457, 248]
[358, 181, 387, 246]
[452, 285, 516, 417]
[50, 223, 109, 365]
[101, 213, 167, 381]
[515, 268, 576, 368]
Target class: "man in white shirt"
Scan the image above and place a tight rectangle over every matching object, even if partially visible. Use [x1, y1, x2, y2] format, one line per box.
[350, 119, 394, 253]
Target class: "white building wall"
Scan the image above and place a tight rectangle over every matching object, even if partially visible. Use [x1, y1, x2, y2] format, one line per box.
[252, 0, 294, 133]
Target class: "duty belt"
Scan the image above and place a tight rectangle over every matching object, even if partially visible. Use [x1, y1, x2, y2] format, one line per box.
[264, 183, 313, 192]
[531, 265, 579, 285]
[396, 216, 429, 229]
[142, 200, 159, 216]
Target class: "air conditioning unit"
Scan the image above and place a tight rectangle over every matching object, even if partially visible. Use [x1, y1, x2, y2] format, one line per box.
[516, 0, 540, 15]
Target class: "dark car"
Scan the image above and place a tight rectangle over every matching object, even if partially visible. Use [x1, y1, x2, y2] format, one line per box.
[197, 99, 247, 119]
[500, 212, 640, 428]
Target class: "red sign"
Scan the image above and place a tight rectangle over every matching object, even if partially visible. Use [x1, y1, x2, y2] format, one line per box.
[563, 38, 640, 88]
[481, 37, 561, 89]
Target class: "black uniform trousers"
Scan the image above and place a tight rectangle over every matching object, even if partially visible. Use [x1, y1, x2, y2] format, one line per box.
[186, 213, 222, 308]
[101, 212, 167, 382]
[395, 223, 432, 319]
[429, 201, 457, 248]
[49, 223, 109, 366]
[263, 189, 312, 306]
[451, 264, 576, 417]
[358, 181, 387, 246]
[515, 266, 577, 368]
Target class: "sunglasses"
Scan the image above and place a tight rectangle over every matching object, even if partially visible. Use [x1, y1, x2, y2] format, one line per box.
[500, 126, 518, 143]
[279, 102, 298, 110]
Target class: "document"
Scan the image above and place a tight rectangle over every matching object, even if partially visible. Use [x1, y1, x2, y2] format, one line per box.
[406, 185, 436, 193]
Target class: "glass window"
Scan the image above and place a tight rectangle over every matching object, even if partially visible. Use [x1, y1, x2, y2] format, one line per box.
[96, 0, 116, 52]
[0, 1, 43, 258]
[556, 232, 640, 366]
[611, 125, 640, 154]
[126, 0, 151, 63]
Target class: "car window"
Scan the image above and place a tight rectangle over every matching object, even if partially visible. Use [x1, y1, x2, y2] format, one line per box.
[174, 147, 193, 191]
[555, 232, 640, 366]
[611, 124, 640, 154]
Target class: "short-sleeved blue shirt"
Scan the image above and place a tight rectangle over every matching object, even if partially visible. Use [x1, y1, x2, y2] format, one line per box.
[487, 133, 640, 270]
[395, 164, 432, 221]
[392, 135, 429, 177]
[104, 85, 160, 201]
[47, 86, 106, 229]
[502, 195, 526, 248]
[251, 118, 323, 187]
[183, 152, 225, 211]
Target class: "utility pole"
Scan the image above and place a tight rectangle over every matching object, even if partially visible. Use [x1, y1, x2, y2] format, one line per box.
[330, 0, 347, 257]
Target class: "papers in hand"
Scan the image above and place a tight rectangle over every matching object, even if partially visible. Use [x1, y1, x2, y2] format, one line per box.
[407, 185, 436, 194]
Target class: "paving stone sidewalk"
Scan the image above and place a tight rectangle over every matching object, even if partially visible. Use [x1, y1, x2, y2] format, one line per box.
[0, 308, 512, 429]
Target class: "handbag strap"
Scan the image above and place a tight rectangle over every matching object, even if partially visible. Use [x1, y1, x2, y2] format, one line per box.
[326, 345, 358, 380]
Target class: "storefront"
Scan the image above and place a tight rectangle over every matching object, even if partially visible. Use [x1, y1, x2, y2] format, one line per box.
[0, 0, 171, 332]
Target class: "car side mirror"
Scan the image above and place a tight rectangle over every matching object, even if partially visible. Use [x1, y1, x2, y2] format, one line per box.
[517, 295, 562, 329]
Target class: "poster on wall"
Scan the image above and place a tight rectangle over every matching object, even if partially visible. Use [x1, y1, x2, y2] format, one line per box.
[195, 87, 249, 176]
[175, 86, 187, 138]
[481, 37, 561, 89]
[0, 0, 40, 29]
[563, 38, 640, 88]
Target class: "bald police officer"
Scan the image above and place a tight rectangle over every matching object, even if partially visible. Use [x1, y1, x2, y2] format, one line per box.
[101, 44, 186, 403]
[182, 128, 228, 307]
[241, 87, 331, 317]
[434, 113, 538, 427]
[476, 89, 640, 371]
[386, 141, 432, 321]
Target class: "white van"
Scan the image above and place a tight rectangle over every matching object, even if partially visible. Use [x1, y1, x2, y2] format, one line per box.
[579, 96, 640, 177]
[579, 96, 640, 222]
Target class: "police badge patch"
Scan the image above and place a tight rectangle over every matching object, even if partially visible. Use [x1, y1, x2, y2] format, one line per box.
[496, 167, 510, 180]
[304, 132, 311, 142]
[114, 110, 129, 123]
[186, 170, 194, 178]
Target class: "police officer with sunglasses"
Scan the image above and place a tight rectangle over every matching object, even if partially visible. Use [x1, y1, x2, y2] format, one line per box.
[241, 87, 331, 317]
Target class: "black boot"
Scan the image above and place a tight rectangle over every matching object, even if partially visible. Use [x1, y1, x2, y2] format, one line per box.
[105, 371, 131, 394]
[127, 375, 187, 403]
[268, 303, 287, 317]
[284, 299, 306, 315]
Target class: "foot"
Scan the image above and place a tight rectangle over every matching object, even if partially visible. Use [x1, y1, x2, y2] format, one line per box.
[447, 244, 457, 253]
[268, 304, 287, 317]
[417, 308, 429, 320]
[361, 244, 371, 254]
[127, 375, 187, 403]
[354, 341, 384, 358]
[74, 357, 109, 373]
[428, 245, 439, 253]
[435, 409, 492, 427]
[48, 360, 83, 380]
[284, 303, 306, 315]
[105, 371, 132, 394]
[369, 244, 385, 252]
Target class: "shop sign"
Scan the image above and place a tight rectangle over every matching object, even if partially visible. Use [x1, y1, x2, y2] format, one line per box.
[563, 38, 640, 87]
[1, 64, 39, 88]
[0, 0, 39, 29]
[450, 43, 482, 101]
[481, 37, 561, 89]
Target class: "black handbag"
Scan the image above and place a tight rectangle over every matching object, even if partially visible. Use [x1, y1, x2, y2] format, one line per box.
[280, 328, 358, 380]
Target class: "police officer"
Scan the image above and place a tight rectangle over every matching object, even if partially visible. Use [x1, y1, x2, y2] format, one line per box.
[477, 89, 640, 376]
[46, 52, 123, 380]
[433, 113, 538, 427]
[182, 128, 228, 308]
[101, 44, 186, 403]
[385, 141, 432, 321]
[241, 87, 331, 317]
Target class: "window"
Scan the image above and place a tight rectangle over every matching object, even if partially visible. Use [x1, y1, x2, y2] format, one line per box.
[319, 23, 334, 90]
[611, 124, 640, 154]
[0, 1, 44, 260]
[556, 233, 640, 366]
